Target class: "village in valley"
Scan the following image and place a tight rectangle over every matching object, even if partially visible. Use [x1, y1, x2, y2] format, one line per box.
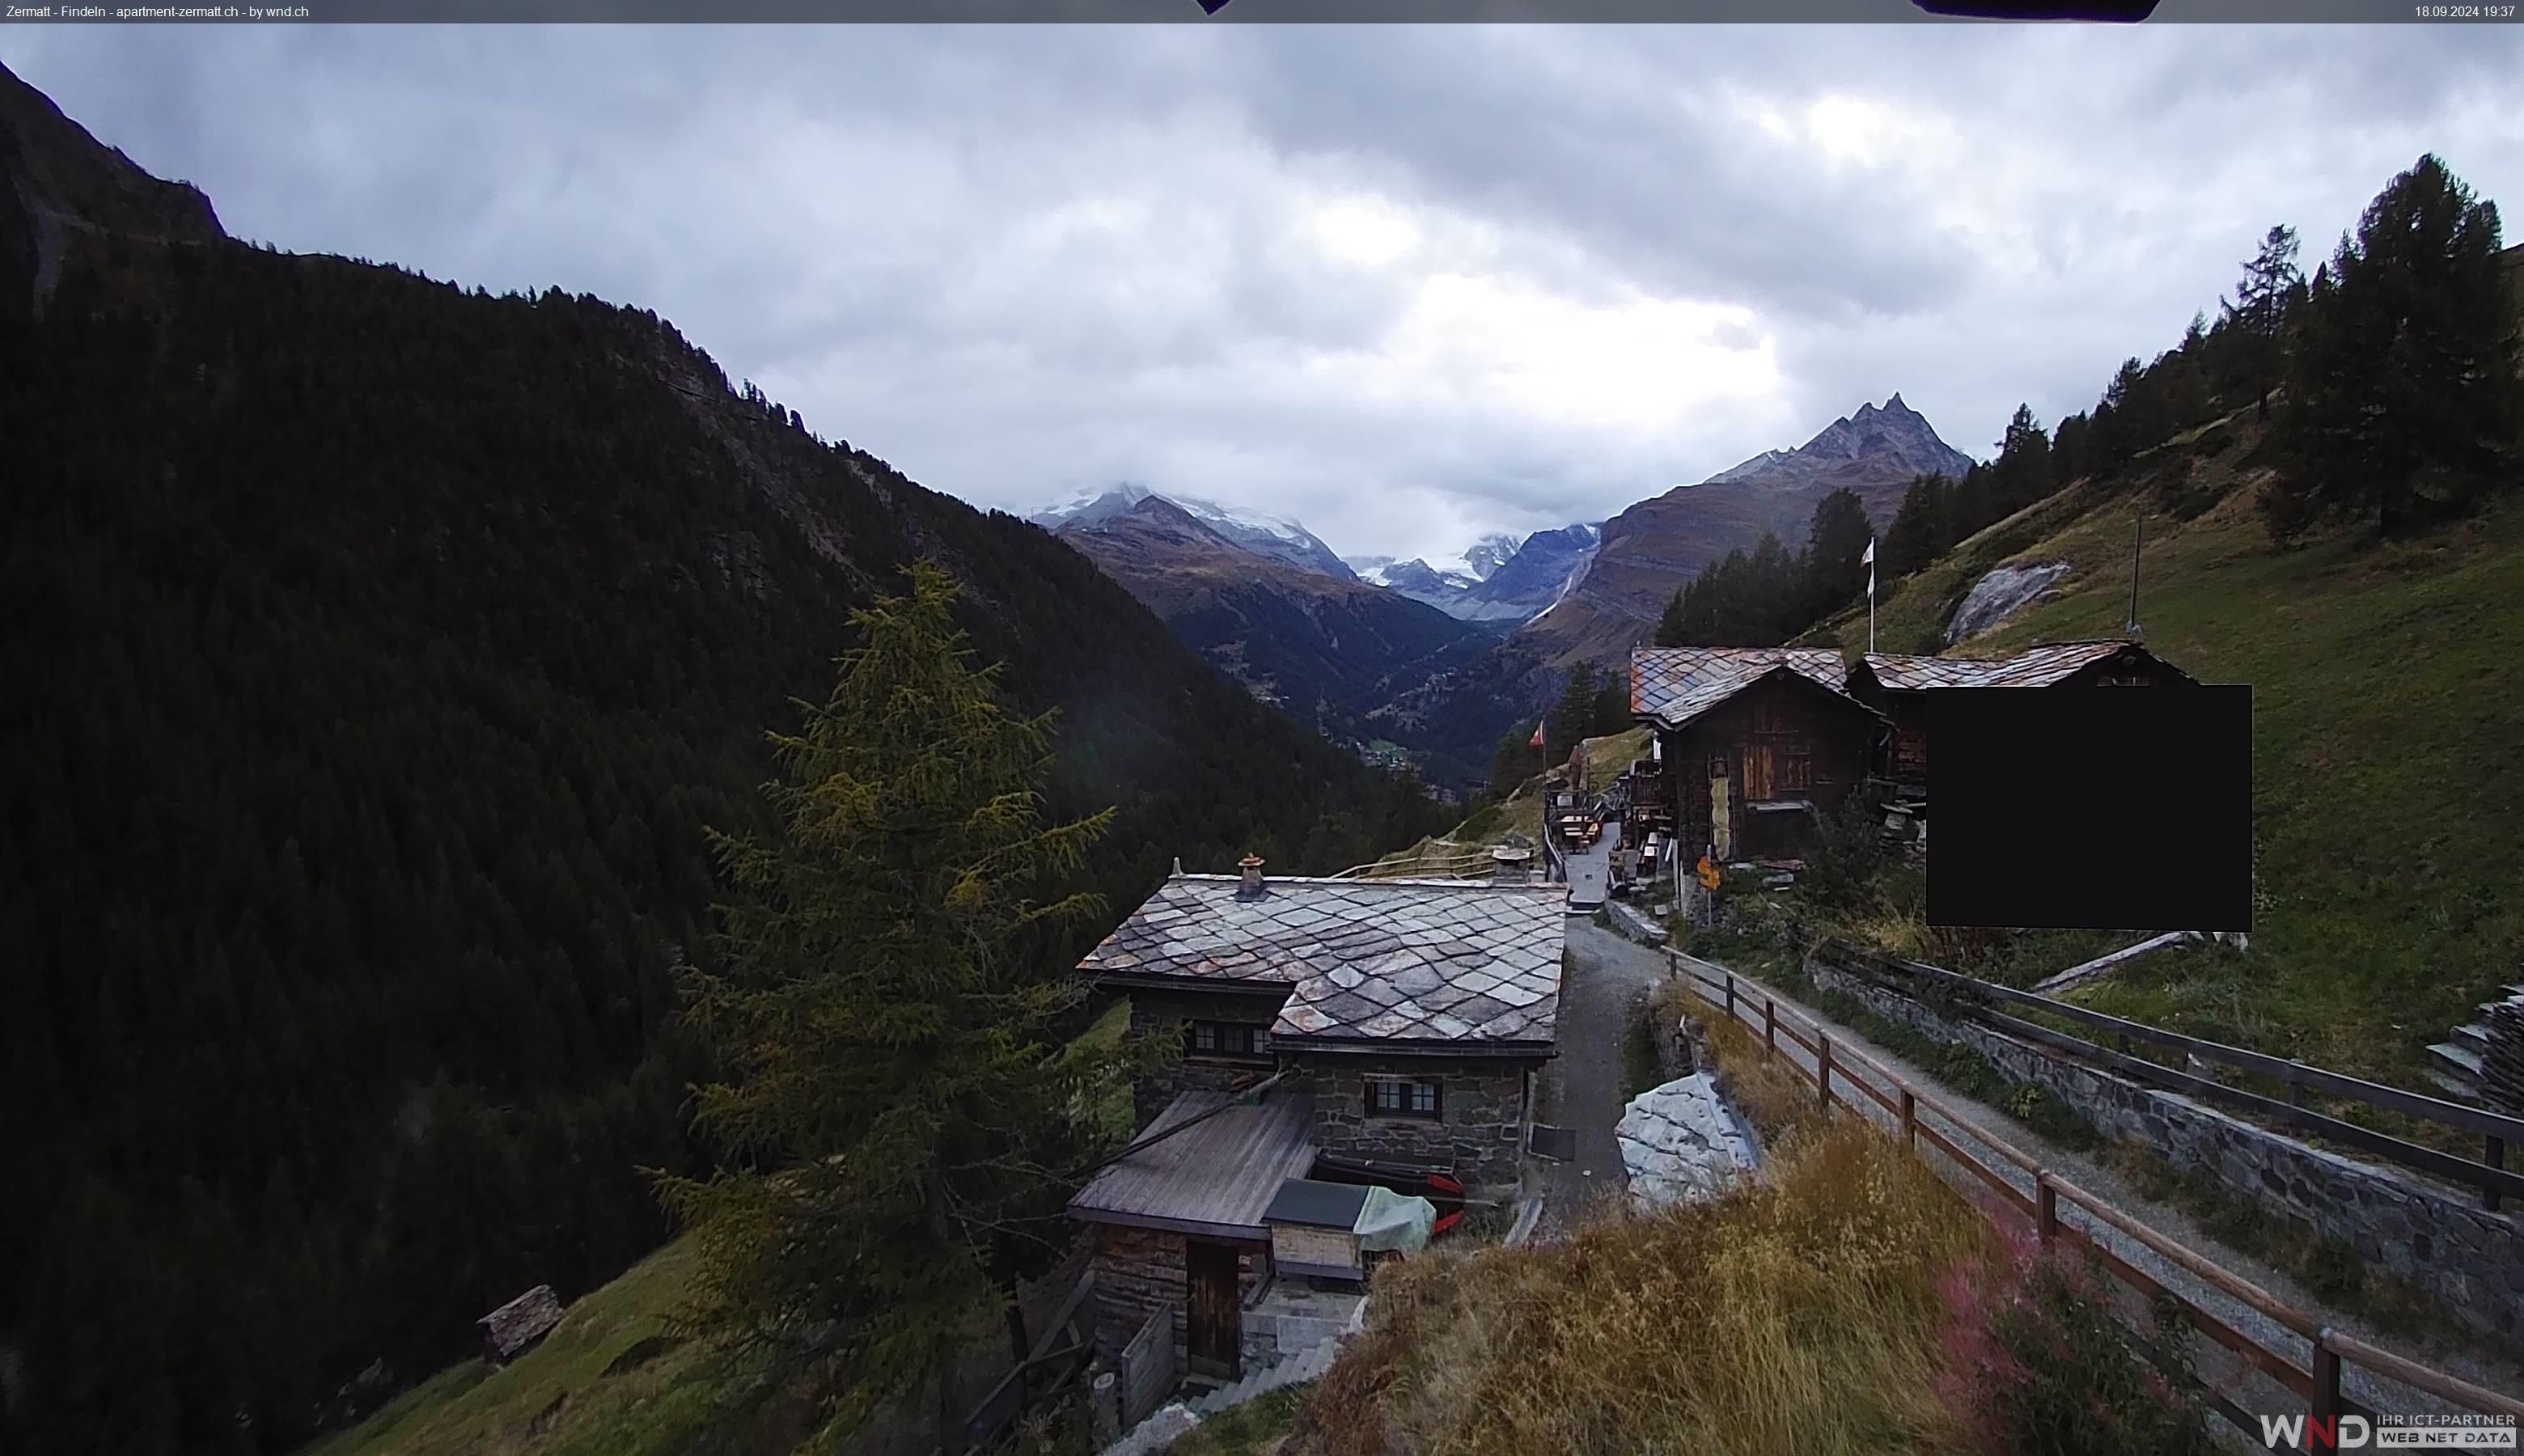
[1053, 633, 2218, 1437]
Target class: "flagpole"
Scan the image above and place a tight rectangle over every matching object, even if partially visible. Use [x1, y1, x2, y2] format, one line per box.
[1865, 537, 1877, 654]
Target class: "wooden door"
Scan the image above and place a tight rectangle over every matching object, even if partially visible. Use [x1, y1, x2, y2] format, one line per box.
[1184, 1240, 1241, 1381]
[1743, 744, 1777, 802]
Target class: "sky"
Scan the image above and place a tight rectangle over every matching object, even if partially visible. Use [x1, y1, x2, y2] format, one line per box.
[8, 24, 2522, 565]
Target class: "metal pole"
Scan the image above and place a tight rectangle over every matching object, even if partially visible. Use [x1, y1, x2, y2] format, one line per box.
[1817, 1032, 1834, 1114]
[2126, 510, 2144, 637]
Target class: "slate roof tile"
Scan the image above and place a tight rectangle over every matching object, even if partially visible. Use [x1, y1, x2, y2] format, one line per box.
[1078, 872, 1567, 1048]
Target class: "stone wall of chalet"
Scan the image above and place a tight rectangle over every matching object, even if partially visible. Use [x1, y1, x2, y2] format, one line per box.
[1288, 1055, 1535, 1188]
[1125, 985, 1288, 1127]
[1089, 1225, 1266, 1368]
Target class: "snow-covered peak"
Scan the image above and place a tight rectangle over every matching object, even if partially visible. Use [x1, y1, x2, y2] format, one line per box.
[1033, 483, 1357, 582]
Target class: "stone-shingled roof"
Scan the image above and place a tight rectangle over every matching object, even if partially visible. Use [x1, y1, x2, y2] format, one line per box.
[1078, 874, 1565, 1050]
[1629, 647, 1865, 731]
[1858, 640, 2189, 691]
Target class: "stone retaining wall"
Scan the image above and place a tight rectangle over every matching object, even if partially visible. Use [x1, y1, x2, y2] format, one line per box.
[1806, 955, 2523, 1342]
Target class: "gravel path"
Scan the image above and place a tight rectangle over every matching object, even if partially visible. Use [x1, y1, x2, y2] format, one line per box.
[1531, 919, 1667, 1238]
[1657, 947, 2524, 1435]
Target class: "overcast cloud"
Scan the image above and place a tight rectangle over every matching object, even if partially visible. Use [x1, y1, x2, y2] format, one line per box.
[8, 24, 2521, 562]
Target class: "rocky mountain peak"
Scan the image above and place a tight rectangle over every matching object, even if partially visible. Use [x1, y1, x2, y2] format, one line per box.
[2, 61, 227, 316]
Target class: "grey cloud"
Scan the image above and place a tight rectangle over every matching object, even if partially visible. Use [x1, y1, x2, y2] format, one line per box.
[5, 24, 2521, 564]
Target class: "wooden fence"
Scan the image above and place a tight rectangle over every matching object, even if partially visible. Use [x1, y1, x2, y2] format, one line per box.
[934, 1242, 1097, 1456]
[1118, 1301, 1179, 1428]
[1814, 939, 2523, 1211]
[1674, 954, 2524, 1445]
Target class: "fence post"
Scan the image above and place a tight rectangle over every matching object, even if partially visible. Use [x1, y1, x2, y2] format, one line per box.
[1899, 1087, 1916, 1149]
[1725, 972, 1736, 1021]
[1817, 1031, 1834, 1114]
[2036, 1174, 2057, 1247]
[2310, 1333, 2343, 1433]
[1763, 999, 1777, 1060]
[2488, 1136, 2506, 1213]
[1089, 1372, 1120, 1446]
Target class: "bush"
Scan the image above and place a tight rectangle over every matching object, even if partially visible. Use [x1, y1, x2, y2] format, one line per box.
[1935, 1234, 2211, 1456]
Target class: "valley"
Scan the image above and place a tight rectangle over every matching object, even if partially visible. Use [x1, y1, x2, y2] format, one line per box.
[11, 26, 2524, 1456]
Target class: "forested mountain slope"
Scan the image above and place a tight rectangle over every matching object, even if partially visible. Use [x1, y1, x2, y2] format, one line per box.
[1052, 493, 1494, 780]
[0, 63, 1413, 1456]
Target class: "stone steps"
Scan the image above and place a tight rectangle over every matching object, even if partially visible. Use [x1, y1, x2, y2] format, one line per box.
[2424, 1042, 2484, 1106]
[1184, 1334, 1337, 1416]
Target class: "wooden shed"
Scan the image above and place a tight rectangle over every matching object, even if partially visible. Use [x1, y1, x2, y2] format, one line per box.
[1067, 1090, 1319, 1383]
[1630, 648, 1887, 866]
[1844, 639, 2200, 791]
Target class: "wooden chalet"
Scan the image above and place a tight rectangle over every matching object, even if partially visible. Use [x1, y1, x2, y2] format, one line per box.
[1068, 857, 1566, 1381]
[1844, 639, 2199, 791]
[1628, 647, 1887, 866]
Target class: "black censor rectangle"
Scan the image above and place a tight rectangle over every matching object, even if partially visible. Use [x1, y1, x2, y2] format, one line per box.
[1927, 684, 2251, 933]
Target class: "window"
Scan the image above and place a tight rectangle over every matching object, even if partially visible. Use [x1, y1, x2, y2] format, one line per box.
[1366, 1077, 1443, 1120]
[1782, 742, 1812, 791]
[1185, 1021, 1268, 1061]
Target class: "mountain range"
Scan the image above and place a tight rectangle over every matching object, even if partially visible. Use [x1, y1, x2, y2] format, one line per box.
[1035, 491, 1494, 778]
[1345, 523, 1603, 624]
[1370, 395, 1977, 776]
[1030, 396, 1969, 790]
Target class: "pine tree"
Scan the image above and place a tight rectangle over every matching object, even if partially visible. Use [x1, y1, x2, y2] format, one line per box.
[1545, 662, 1599, 763]
[2265, 155, 2519, 540]
[1881, 472, 1953, 580]
[1798, 487, 1874, 623]
[2098, 358, 2152, 463]
[2220, 224, 2303, 420]
[1591, 666, 1631, 736]
[1992, 404, 2052, 514]
[1486, 725, 1544, 798]
[655, 562, 1138, 1450]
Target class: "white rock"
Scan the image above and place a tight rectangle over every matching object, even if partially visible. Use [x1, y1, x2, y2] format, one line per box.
[1617, 1073, 1761, 1210]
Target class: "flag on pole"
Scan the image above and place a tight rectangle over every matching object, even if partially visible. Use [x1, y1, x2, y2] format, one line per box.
[1530, 721, 1544, 749]
[1862, 538, 1877, 653]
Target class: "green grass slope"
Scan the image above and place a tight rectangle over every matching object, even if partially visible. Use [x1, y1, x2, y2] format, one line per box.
[1815, 421, 2524, 1093]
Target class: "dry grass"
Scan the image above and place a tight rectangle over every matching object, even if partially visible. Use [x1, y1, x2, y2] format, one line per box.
[1694, 1001, 1834, 1149]
[1285, 1116, 1993, 1456]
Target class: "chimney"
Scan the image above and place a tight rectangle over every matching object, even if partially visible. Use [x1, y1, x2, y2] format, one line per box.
[1236, 854, 1267, 899]
[1490, 845, 1534, 885]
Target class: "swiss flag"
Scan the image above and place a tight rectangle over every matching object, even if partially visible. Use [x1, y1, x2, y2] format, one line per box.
[1530, 722, 1545, 749]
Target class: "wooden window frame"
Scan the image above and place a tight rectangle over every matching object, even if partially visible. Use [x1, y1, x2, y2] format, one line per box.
[1185, 1020, 1270, 1064]
[1782, 741, 1813, 792]
[1365, 1076, 1444, 1121]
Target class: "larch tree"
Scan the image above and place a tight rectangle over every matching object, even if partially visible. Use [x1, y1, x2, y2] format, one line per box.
[2267, 155, 2519, 540]
[2220, 223, 2303, 420]
[654, 561, 1145, 1452]
[1545, 661, 1600, 764]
